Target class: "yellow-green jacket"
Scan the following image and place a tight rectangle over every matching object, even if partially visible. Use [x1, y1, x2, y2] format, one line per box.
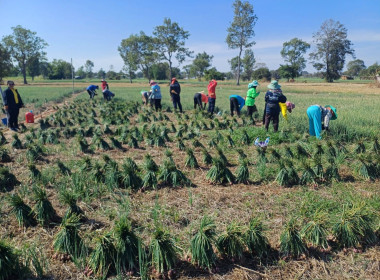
[246, 88, 260, 106]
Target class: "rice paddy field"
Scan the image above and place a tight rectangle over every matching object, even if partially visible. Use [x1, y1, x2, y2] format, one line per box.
[0, 79, 379, 280]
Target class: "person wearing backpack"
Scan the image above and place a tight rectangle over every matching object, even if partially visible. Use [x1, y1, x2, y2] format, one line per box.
[264, 80, 287, 132]
[169, 77, 183, 113]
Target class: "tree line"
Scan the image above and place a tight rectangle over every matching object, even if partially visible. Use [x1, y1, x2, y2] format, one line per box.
[1, 0, 379, 85]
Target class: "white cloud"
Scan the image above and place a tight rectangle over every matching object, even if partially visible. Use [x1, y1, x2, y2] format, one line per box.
[349, 30, 380, 42]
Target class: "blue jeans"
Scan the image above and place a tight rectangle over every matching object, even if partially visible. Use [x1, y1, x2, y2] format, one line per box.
[208, 98, 216, 114]
[307, 105, 322, 139]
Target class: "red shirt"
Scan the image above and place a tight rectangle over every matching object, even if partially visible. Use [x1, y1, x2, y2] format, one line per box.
[101, 81, 108, 91]
[207, 80, 217, 99]
[201, 93, 208, 103]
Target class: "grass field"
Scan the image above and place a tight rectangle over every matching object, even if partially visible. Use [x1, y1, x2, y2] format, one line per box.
[0, 79, 379, 279]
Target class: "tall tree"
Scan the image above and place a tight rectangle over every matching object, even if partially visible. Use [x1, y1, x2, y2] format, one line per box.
[2, 25, 48, 84]
[191, 52, 213, 80]
[241, 49, 256, 81]
[118, 35, 139, 83]
[84, 60, 94, 78]
[229, 56, 242, 80]
[0, 42, 12, 82]
[280, 38, 310, 79]
[76, 66, 86, 79]
[98, 68, 106, 79]
[26, 56, 41, 81]
[309, 19, 355, 82]
[345, 59, 366, 77]
[226, 0, 258, 85]
[153, 18, 193, 79]
[49, 59, 72, 80]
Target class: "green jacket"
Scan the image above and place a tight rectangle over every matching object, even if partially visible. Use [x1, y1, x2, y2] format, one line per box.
[246, 88, 260, 106]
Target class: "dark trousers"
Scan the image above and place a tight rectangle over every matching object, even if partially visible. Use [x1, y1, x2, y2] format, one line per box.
[154, 99, 162, 111]
[87, 90, 96, 99]
[7, 107, 20, 129]
[247, 105, 257, 118]
[194, 93, 203, 109]
[172, 94, 182, 112]
[208, 98, 216, 114]
[264, 112, 280, 132]
[230, 97, 240, 116]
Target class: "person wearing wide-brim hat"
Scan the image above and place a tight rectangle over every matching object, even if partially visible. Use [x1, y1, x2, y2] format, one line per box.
[246, 80, 260, 118]
[307, 104, 337, 139]
[263, 80, 287, 132]
[149, 80, 162, 112]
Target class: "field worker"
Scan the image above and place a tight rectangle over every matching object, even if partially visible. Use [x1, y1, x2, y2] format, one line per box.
[193, 91, 208, 110]
[149, 81, 162, 112]
[141, 90, 150, 106]
[3, 81, 24, 132]
[169, 77, 183, 113]
[87, 85, 99, 99]
[101, 79, 114, 101]
[307, 105, 337, 139]
[229, 95, 245, 117]
[246, 80, 260, 118]
[264, 80, 287, 132]
[280, 101, 295, 121]
[207, 79, 217, 115]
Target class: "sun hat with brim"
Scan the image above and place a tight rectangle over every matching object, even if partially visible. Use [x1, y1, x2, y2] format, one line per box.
[150, 81, 157, 86]
[251, 80, 259, 86]
[267, 80, 281, 89]
[325, 105, 337, 120]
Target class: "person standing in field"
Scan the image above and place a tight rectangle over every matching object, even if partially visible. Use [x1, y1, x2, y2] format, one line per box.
[264, 80, 287, 132]
[3, 80, 24, 132]
[169, 77, 183, 113]
[307, 105, 337, 139]
[87, 85, 99, 99]
[193, 91, 208, 110]
[229, 94, 245, 117]
[246, 80, 260, 118]
[207, 79, 217, 115]
[149, 81, 162, 112]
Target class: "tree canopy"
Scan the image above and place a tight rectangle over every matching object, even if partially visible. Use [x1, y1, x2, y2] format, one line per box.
[0, 43, 12, 82]
[190, 52, 213, 80]
[345, 59, 366, 77]
[280, 38, 310, 79]
[309, 19, 354, 82]
[226, 0, 257, 85]
[2, 25, 48, 84]
[153, 18, 192, 79]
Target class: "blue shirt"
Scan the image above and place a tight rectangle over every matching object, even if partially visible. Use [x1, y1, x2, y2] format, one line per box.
[150, 84, 162, 99]
[87, 85, 98, 91]
[229, 95, 245, 111]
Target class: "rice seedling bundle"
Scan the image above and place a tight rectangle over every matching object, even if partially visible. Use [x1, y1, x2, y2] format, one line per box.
[32, 186, 57, 226]
[216, 147, 229, 166]
[245, 217, 269, 257]
[57, 160, 71, 175]
[0, 239, 21, 280]
[201, 148, 213, 165]
[301, 210, 328, 249]
[206, 158, 235, 184]
[216, 222, 245, 260]
[59, 189, 84, 217]
[0, 166, 18, 190]
[158, 159, 189, 187]
[89, 233, 117, 278]
[0, 146, 11, 163]
[300, 163, 316, 185]
[240, 130, 250, 145]
[177, 138, 185, 151]
[190, 215, 217, 269]
[11, 134, 23, 149]
[280, 218, 307, 258]
[185, 148, 199, 168]
[7, 193, 36, 227]
[235, 159, 250, 184]
[227, 135, 235, 147]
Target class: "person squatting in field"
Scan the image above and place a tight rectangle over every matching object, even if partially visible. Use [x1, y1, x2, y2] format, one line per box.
[264, 80, 287, 132]
[87, 85, 99, 99]
[193, 91, 208, 109]
[3, 80, 24, 132]
[169, 77, 183, 113]
[307, 105, 337, 139]
[229, 94, 245, 117]
[141, 90, 150, 106]
[149, 81, 162, 112]
[246, 80, 260, 118]
[207, 79, 217, 115]
[101, 79, 115, 101]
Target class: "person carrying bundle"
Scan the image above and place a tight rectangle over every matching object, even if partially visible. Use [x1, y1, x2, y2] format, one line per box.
[229, 95, 245, 117]
[246, 80, 260, 118]
[307, 105, 337, 139]
[193, 91, 208, 110]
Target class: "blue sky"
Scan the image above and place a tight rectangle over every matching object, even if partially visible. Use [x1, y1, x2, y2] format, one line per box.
[1, 0, 379, 73]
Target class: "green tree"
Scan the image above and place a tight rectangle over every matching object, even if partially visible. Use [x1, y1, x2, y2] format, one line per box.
[278, 64, 297, 81]
[182, 65, 192, 79]
[252, 67, 271, 81]
[26, 56, 41, 81]
[84, 60, 94, 78]
[97, 68, 106, 79]
[204, 67, 225, 81]
[76, 66, 86, 78]
[2, 25, 48, 84]
[280, 38, 310, 79]
[151, 63, 169, 80]
[39, 61, 51, 79]
[153, 18, 193, 79]
[241, 49, 256, 81]
[190, 52, 213, 80]
[309, 19, 355, 82]
[345, 59, 366, 77]
[49, 59, 72, 79]
[0, 43, 12, 82]
[118, 34, 140, 83]
[229, 56, 242, 80]
[359, 62, 379, 79]
[226, 0, 258, 85]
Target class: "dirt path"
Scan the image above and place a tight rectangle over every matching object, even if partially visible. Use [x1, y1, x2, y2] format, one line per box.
[1, 90, 86, 140]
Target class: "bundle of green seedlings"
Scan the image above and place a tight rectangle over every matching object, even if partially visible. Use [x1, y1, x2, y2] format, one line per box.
[0, 239, 25, 280]
[245, 217, 270, 257]
[185, 148, 199, 168]
[121, 158, 142, 190]
[206, 158, 235, 184]
[32, 185, 57, 226]
[0, 146, 11, 163]
[142, 154, 158, 189]
[11, 133, 23, 149]
[7, 193, 36, 227]
[235, 159, 250, 184]
[158, 156, 189, 187]
[216, 221, 246, 261]
[0, 166, 18, 190]
[280, 218, 308, 258]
